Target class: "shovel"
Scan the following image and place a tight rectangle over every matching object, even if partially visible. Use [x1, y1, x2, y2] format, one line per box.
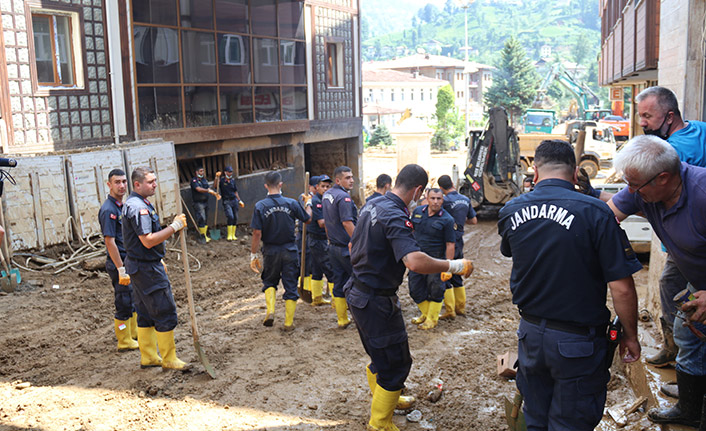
[0, 247, 18, 292]
[176, 184, 216, 379]
[180, 196, 208, 244]
[504, 391, 527, 431]
[298, 172, 312, 304]
[209, 178, 221, 241]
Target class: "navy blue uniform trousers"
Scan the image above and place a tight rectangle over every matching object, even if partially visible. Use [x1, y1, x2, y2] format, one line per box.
[517, 318, 610, 431]
[127, 258, 178, 332]
[408, 272, 445, 303]
[308, 237, 335, 282]
[261, 249, 299, 301]
[223, 199, 239, 225]
[345, 282, 412, 391]
[106, 258, 134, 320]
[449, 237, 464, 288]
[193, 201, 208, 227]
[329, 244, 352, 298]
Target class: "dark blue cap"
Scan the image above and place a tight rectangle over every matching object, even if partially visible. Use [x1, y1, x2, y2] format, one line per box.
[309, 175, 320, 186]
[318, 174, 332, 183]
[224, 165, 233, 172]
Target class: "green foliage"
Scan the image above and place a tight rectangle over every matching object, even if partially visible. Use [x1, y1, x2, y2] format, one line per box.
[369, 124, 392, 147]
[484, 37, 539, 124]
[432, 85, 464, 151]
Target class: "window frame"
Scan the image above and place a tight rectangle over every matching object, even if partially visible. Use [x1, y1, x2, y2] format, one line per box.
[325, 37, 344, 90]
[26, 2, 87, 95]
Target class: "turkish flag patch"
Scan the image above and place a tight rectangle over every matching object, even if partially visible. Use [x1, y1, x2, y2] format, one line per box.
[140, 209, 149, 215]
[316, 204, 322, 208]
[344, 197, 351, 202]
[109, 213, 117, 220]
[405, 220, 413, 229]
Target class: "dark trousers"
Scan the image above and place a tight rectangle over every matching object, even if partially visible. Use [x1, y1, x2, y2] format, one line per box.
[408, 271, 446, 303]
[659, 255, 688, 327]
[262, 249, 299, 301]
[106, 259, 134, 320]
[449, 236, 464, 288]
[308, 237, 335, 282]
[296, 230, 311, 276]
[329, 244, 352, 298]
[516, 318, 609, 431]
[126, 259, 178, 332]
[345, 282, 412, 391]
[223, 199, 239, 225]
[193, 201, 208, 227]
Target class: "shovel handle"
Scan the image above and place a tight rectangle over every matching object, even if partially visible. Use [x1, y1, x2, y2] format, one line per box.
[299, 172, 309, 291]
[176, 184, 200, 341]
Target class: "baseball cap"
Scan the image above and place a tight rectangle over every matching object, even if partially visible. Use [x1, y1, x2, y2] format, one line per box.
[318, 174, 332, 183]
[224, 165, 233, 172]
[309, 175, 321, 186]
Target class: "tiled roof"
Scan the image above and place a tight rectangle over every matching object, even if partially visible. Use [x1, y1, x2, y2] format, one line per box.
[363, 68, 447, 83]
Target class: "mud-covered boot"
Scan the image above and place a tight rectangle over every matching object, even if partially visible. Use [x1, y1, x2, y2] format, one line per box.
[156, 330, 191, 371]
[411, 301, 429, 325]
[646, 317, 677, 367]
[648, 370, 706, 427]
[439, 288, 456, 320]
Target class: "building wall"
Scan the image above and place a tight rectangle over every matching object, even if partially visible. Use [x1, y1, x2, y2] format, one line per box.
[657, 0, 689, 107]
[2, 0, 113, 154]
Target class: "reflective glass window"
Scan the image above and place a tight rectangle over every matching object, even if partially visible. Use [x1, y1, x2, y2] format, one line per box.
[253, 38, 279, 84]
[215, 0, 248, 33]
[251, 0, 276, 36]
[138, 87, 183, 131]
[133, 0, 177, 25]
[185, 86, 218, 127]
[281, 87, 306, 120]
[254, 87, 280, 122]
[220, 86, 253, 124]
[32, 15, 55, 84]
[179, 0, 213, 29]
[218, 34, 250, 83]
[181, 30, 216, 83]
[278, 0, 304, 39]
[134, 26, 180, 83]
[280, 40, 305, 84]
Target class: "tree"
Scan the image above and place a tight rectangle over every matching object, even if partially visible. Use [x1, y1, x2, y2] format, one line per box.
[484, 37, 539, 124]
[369, 124, 392, 147]
[417, 4, 440, 23]
[571, 32, 588, 69]
[432, 85, 460, 151]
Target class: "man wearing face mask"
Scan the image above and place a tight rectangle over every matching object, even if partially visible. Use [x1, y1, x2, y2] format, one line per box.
[190, 166, 220, 243]
[322, 166, 358, 329]
[633, 86, 706, 370]
[344, 164, 474, 431]
[219, 166, 244, 241]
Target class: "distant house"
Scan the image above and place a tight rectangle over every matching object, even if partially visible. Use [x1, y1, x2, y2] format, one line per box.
[540, 44, 552, 58]
[365, 54, 495, 112]
[424, 40, 445, 55]
[362, 67, 447, 131]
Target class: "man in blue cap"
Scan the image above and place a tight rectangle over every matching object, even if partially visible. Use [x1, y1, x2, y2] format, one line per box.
[219, 166, 244, 241]
[308, 174, 334, 305]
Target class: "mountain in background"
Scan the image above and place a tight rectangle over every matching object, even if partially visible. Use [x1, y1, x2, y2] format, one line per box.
[361, 0, 446, 38]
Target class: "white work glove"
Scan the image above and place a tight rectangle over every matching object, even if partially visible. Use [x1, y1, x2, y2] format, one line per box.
[170, 213, 186, 233]
[117, 266, 130, 285]
[447, 259, 474, 277]
[250, 253, 262, 274]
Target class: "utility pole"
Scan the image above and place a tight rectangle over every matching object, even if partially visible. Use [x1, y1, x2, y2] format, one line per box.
[460, 0, 475, 144]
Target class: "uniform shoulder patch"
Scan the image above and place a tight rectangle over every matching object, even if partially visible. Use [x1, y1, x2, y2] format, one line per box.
[316, 204, 322, 208]
[110, 213, 117, 220]
[405, 219, 413, 229]
[344, 197, 351, 202]
[414, 214, 422, 218]
[139, 209, 149, 215]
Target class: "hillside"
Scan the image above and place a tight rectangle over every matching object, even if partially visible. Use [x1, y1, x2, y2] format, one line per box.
[362, 0, 600, 67]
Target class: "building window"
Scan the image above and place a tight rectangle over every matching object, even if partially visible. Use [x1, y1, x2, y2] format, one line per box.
[368, 89, 373, 102]
[178, 154, 230, 184]
[30, 10, 83, 89]
[326, 41, 343, 88]
[132, 0, 307, 132]
[237, 146, 288, 175]
[420, 89, 424, 101]
[410, 90, 413, 101]
[390, 89, 395, 102]
[400, 88, 404, 101]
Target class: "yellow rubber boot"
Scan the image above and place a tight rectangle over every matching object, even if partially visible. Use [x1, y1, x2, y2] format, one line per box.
[420, 301, 443, 330]
[137, 327, 162, 368]
[231, 225, 238, 241]
[329, 282, 336, 308]
[225, 226, 232, 240]
[454, 286, 467, 316]
[311, 279, 331, 306]
[367, 365, 377, 395]
[263, 287, 276, 327]
[411, 301, 429, 324]
[283, 299, 297, 331]
[114, 319, 139, 351]
[303, 275, 312, 292]
[198, 226, 211, 243]
[439, 288, 456, 320]
[334, 297, 351, 329]
[368, 385, 402, 431]
[129, 312, 138, 340]
[156, 330, 191, 371]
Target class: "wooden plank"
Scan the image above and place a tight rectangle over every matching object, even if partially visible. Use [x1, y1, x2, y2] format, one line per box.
[29, 173, 45, 249]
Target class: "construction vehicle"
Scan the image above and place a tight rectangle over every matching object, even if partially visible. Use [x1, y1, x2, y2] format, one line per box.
[521, 109, 557, 133]
[458, 107, 523, 213]
[533, 63, 606, 122]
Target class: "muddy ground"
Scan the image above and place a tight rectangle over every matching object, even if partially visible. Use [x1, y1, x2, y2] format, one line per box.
[0, 218, 666, 431]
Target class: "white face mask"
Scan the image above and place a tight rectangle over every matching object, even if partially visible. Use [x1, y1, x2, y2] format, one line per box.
[407, 187, 421, 212]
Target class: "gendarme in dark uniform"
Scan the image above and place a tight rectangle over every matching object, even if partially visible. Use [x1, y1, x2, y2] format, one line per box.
[323, 180, 358, 328]
[99, 195, 133, 322]
[442, 190, 476, 286]
[308, 176, 335, 305]
[219, 166, 243, 241]
[408, 203, 455, 328]
[498, 142, 642, 430]
[190, 174, 210, 228]
[366, 191, 383, 203]
[251, 193, 310, 302]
